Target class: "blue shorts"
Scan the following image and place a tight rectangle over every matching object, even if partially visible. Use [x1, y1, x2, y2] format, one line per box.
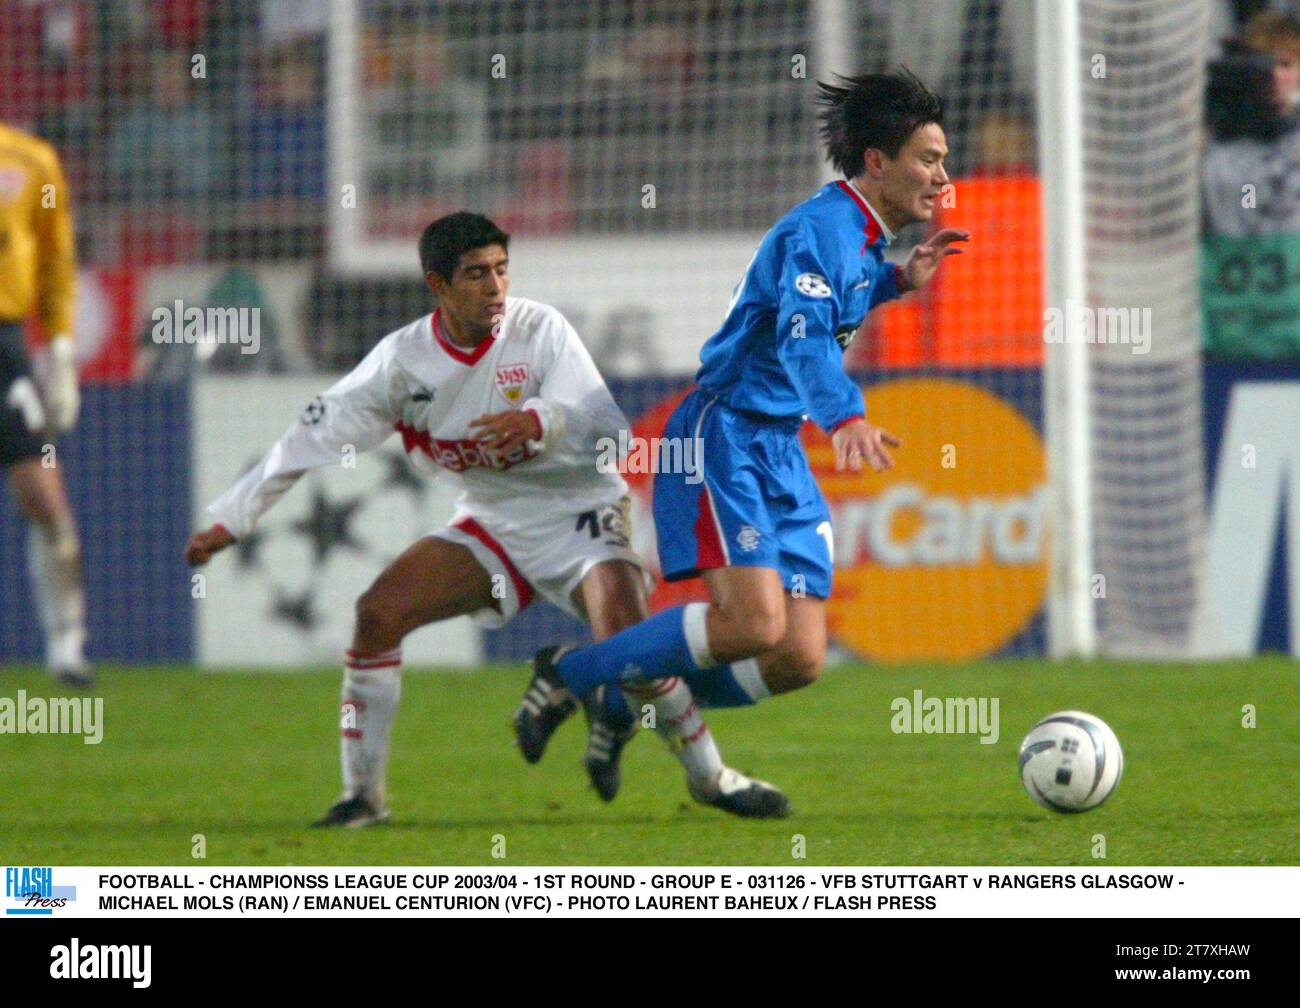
[653, 388, 834, 598]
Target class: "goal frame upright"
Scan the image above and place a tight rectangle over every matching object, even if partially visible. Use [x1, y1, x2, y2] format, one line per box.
[1036, 0, 1097, 658]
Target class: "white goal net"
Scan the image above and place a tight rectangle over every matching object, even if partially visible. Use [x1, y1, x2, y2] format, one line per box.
[1079, 0, 1210, 656]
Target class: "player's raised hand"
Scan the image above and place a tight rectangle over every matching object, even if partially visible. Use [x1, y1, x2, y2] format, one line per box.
[185, 524, 235, 566]
[900, 228, 970, 292]
[469, 409, 543, 456]
[832, 418, 900, 473]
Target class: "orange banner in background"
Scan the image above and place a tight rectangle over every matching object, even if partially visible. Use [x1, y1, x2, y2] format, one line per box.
[852, 174, 1045, 370]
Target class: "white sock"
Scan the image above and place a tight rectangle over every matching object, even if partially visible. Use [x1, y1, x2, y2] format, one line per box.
[340, 648, 402, 808]
[28, 519, 86, 671]
[626, 676, 724, 783]
[682, 601, 715, 667]
[728, 657, 771, 701]
[685, 604, 770, 707]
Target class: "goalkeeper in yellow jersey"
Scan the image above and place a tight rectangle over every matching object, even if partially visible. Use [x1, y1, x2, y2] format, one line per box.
[0, 121, 90, 687]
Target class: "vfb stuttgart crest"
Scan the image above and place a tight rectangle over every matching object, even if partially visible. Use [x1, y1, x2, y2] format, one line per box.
[495, 363, 529, 403]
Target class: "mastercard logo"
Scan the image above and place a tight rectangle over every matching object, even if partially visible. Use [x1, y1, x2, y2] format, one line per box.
[626, 379, 1047, 660]
[803, 378, 1047, 660]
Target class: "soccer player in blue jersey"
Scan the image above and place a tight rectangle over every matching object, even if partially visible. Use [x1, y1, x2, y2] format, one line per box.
[517, 69, 970, 815]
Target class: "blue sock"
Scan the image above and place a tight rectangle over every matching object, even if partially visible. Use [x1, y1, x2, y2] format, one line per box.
[681, 667, 759, 708]
[602, 683, 634, 728]
[557, 606, 702, 698]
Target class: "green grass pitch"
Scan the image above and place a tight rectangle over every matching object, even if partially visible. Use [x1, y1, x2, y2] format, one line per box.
[1, 658, 1294, 865]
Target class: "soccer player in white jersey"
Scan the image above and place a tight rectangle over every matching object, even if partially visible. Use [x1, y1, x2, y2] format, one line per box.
[185, 213, 788, 826]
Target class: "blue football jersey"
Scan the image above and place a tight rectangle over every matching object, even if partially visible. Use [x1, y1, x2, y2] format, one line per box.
[695, 180, 903, 433]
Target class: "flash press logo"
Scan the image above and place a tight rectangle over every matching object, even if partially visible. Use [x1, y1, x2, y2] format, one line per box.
[4, 866, 76, 915]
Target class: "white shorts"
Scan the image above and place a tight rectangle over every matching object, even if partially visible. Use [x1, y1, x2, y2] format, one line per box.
[432, 496, 654, 628]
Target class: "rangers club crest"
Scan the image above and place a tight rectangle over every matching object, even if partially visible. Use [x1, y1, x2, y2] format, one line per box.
[495, 363, 529, 403]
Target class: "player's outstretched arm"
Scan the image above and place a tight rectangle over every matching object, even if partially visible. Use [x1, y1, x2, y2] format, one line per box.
[195, 341, 400, 555]
[185, 524, 235, 567]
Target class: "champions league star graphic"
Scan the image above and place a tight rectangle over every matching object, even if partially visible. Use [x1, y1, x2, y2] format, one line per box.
[225, 448, 431, 643]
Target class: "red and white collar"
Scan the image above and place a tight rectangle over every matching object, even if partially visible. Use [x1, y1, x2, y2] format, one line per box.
[430, 307, 496, 366]
[835, 179, 896, 245]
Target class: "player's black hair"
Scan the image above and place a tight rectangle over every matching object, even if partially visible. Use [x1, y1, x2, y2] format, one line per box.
[816, 67, 945, 177]
[419, 212, 510, 281]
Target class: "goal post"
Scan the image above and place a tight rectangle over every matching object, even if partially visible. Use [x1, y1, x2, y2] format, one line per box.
[326, 0, 368, 276]
[1038, 0, 1210, 658]
[1037, 0, 1096, 657]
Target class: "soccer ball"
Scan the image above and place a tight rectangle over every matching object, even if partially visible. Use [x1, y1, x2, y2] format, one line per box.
[1018, 710, 1123, 813]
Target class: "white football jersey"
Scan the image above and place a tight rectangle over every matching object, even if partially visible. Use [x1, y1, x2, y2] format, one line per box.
[207, 296, 630, 538]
